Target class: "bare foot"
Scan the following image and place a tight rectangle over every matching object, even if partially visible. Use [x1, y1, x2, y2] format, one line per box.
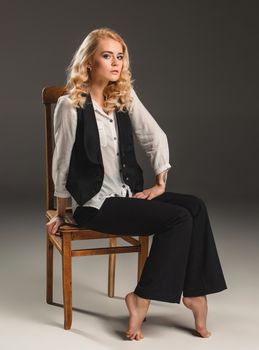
[125, 292, 150, 340]
[182, 295, 211, 337]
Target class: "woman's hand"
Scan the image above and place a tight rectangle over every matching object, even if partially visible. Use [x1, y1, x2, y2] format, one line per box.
[46, 215, 65, 235]
[132, 184, 165, 200]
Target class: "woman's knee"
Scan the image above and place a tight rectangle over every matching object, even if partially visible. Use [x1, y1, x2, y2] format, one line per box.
[177, 206, 193, 223]
[163, 206, 193, 232]
[189, 195, 207, 216]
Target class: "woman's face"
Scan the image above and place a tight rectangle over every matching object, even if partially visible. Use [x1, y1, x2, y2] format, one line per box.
[89, 38, 124, 84]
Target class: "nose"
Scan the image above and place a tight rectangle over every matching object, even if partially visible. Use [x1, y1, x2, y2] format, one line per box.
[112, 56, 119, 66]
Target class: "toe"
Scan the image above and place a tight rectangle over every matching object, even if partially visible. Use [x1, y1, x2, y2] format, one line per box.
[126, 330, 133, 339]
[135, 332, 141, 340]
[196, 328, 211, 338]
[131, 332, 136, 340]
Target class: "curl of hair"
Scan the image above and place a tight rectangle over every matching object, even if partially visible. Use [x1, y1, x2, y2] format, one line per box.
[65, 27, 134, 113]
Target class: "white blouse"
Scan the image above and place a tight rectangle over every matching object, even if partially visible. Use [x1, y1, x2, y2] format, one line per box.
[52, 87, 172, 214]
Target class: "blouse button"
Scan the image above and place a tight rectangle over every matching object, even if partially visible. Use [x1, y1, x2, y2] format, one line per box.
[114, 137, 117, 140]
[117, 152, 119, 156]
[110, 119, 113, 122]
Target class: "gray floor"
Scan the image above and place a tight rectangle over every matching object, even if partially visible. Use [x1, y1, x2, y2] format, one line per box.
[1, 197, 259, 350]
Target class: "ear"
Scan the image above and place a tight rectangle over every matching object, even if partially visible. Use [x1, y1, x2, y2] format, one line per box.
[85, 58, 91, 70]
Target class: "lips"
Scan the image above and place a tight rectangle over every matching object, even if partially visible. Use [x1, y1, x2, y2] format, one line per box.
[111, 70, 119, 73]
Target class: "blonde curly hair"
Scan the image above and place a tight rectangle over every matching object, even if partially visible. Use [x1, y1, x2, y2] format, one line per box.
[65, 27, 134, 113]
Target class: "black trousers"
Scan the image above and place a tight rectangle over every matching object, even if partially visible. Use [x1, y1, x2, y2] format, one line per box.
[73, 191, 227, 303]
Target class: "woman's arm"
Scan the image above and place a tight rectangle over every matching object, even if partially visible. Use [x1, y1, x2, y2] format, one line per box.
[52, 95, 77, 198]
[46, 95, 77, 234]
[128, 88, 172, 177]
[156, 168, 169, 188]
[128, 88, 172, 200]
[57, 197, 68, 217]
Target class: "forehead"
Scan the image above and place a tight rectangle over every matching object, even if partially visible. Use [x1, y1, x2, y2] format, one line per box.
[96, 37, 123, 53]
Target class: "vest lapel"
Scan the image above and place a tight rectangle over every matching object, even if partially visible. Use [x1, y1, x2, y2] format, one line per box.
[82, 93, 103, 165]
[115, 109, 133, 154]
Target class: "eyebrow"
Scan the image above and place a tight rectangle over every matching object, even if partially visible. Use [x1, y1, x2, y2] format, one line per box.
[101, 51, 124, 55]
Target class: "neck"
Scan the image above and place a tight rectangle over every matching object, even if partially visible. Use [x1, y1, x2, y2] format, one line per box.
[89, 81, 107, 103]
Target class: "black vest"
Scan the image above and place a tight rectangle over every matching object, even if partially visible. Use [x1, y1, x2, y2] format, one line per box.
[65, 93, 144, 205]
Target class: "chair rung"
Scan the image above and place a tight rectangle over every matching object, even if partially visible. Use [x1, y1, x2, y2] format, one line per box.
[120, 236, 140, 246]
[71, 245, 140, 257]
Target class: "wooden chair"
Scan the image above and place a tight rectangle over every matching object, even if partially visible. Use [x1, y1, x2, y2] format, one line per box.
[42, 86, 149, 330]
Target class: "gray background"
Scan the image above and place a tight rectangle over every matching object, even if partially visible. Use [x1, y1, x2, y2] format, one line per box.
[0, 1, 259, 349]
[0, 0, 258, 207]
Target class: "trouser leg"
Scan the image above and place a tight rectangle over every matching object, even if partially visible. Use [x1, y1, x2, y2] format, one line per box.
[133, 209, 193, 303]
[73, 195, 194, 303]
[151, 192, 228, 297]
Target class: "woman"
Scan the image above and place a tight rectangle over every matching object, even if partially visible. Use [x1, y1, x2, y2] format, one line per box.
[46, 27, 227, 341]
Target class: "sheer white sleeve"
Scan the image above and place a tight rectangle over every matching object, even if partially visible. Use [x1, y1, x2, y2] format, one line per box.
[128, 88, 172, 175]
[52, 95, 77, 198]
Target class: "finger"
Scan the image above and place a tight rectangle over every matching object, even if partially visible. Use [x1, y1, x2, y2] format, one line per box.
[52, 222, 59, 234]
[46, 218, 57, 226]
[134, 191, 147, 197]
[54, 221, 63, 233]
[46, 220, 54, 226]
[49, 226, 55, 235]
[55, 224, 61, 234]
[47, 222, 54, 234]
[47, 220, 59, 235]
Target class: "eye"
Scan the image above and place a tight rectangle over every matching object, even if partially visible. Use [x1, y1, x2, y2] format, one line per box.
[103, 54, 111, 59]
[118, 55, 124, 60]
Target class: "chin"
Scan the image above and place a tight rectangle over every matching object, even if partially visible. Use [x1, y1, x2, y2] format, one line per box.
[109, 77, 119, 82]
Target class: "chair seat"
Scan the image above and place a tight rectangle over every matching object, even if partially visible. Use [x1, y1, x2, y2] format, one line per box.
[46, 209, 143, 255]
[46, 209, 124, 238]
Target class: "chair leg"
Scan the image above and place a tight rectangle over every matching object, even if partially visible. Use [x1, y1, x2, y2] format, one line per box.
[46, 231, 53, 304]
[137, 236, 149, 282]
[108, 237, 117, 297]
[62, 232, 72, 330]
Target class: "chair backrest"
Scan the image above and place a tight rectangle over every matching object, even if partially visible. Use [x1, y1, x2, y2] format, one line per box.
[42, 85, 68, 211]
